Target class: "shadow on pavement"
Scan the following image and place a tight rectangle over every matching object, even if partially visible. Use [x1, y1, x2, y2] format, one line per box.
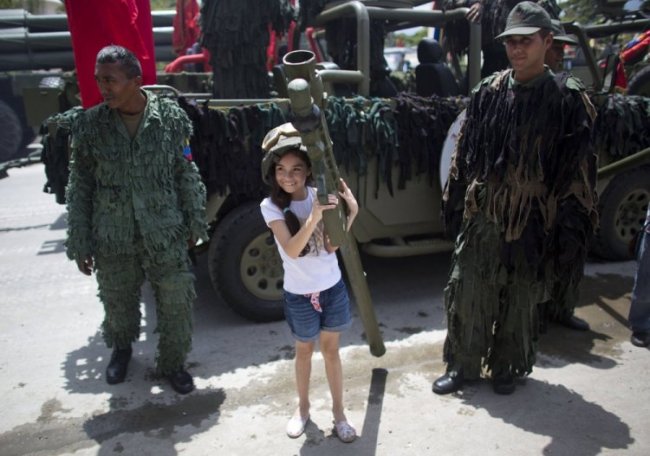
[297, 367, 388, 456]
[538, 272, 635, 369]
[460, 378, 633, 455]
[58, 285, 224, 455]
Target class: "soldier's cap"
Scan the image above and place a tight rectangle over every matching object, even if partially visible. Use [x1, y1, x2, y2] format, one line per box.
[261, 122, 308, 185]
[495, 1, 552, 40]
[551, 19, 578, 45]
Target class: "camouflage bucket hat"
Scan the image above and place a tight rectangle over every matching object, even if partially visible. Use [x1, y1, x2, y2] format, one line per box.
[550, 19, 578, 45]
[260, 122, 308, 185]
[495, 1, 552, 39]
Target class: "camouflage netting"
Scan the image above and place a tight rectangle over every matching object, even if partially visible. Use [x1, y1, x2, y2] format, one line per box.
[591, 94, 650, 163]
[179, 94, 466, 200]
[200, 0, 294, 98]
[324, 94, 468, 198]
[176, 98, 288, 199]
[392, 93, 468, 191]
[42, 92, 650, 213]
[43, 94, 468, 206]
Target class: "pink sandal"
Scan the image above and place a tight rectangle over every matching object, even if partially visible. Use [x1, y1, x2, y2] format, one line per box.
[333, 420, 357, 443]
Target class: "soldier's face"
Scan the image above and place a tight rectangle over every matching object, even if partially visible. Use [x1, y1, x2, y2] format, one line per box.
[94, 62, 142, 112]
[545, 41, 565, 72]
[504, 32, 552, 81]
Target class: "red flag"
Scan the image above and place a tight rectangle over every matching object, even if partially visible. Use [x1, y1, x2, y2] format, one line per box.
[65, 0, 156, 108]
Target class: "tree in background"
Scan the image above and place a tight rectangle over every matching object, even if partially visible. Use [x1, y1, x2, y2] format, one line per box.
[151, 0, 176, 9]
[387, 28, 429, 48]
[559, 0, 596, 23]
[560, 0, 647, 23]
[0, 0, 64, 12]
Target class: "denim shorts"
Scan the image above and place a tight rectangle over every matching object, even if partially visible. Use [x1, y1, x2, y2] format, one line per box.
[284, 279, 352, 342]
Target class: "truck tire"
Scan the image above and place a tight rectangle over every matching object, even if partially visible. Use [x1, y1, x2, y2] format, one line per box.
[627, 65, 650, 96]
[0, 100, 22, 162]
[208, 201, 285, 322]
[592, 168, 650, 260]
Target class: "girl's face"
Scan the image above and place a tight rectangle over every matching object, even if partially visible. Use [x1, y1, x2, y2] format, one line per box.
[275, 151, 310, 200]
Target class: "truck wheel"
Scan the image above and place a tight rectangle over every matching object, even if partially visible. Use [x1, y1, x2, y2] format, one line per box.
[627, 65, 650, 97]
[0, 100, 22, 162]
[208, 201, 285, 322]
[593, 168, 650, 260]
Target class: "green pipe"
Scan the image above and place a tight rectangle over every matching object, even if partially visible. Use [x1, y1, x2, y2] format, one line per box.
[598, 147, 650, 179]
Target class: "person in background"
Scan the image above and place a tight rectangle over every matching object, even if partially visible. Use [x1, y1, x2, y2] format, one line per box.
[544, 19, 578, 72]
[628, 205, 650, 347]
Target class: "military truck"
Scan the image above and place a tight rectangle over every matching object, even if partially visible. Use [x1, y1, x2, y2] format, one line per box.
[33, 0, 650, 323]
[562, 1, 650, 260]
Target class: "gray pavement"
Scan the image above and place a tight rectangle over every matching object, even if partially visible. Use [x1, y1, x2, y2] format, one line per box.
[0, 163, 649, 456]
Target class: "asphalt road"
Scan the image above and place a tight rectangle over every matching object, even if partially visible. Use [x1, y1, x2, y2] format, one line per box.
[0, 163, 648, 456]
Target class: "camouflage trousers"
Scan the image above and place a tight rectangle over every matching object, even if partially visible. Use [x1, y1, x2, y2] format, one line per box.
[541, 257, 585, 324]
[95, 239, 195, 376]
[443, 212, 545, 380]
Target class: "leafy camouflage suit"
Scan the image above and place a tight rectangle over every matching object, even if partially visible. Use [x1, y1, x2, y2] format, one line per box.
[65, 91, 208, 375]
[443, 69, 597, 380]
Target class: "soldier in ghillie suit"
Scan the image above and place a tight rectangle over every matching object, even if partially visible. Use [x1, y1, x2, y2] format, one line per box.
[433, 2, 597, 396]
[65, 46, 208, 394]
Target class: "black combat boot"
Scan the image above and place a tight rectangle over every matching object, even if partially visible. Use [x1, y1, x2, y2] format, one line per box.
[492, 373, 515, 395]
[106, 346, 132, 385]
[558, 314, 590, 331]
[167, 367, 195, 394]
[432, 369, 464, 395]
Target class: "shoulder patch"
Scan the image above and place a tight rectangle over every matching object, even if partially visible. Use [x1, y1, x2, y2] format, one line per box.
[182, 138, 193, 161]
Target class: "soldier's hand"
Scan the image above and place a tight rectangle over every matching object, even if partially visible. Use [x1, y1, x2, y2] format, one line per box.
[338, 178, 359, 231]
[77, 256, 93, 276]
[338, 178, 358, 212]
[466, 2, 483, 23]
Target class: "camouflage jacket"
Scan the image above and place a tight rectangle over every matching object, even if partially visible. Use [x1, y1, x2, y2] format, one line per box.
[446, 68, 598, 268]
[65, 91, 208, 260]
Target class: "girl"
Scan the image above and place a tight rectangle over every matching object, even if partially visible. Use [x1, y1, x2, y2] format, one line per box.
[259, 124, 359, 443]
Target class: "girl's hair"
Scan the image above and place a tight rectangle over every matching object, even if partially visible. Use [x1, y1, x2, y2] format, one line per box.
[269, 148, 313, 257]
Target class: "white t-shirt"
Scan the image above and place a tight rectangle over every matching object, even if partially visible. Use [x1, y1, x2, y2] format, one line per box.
[260, 187, 341, 294]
